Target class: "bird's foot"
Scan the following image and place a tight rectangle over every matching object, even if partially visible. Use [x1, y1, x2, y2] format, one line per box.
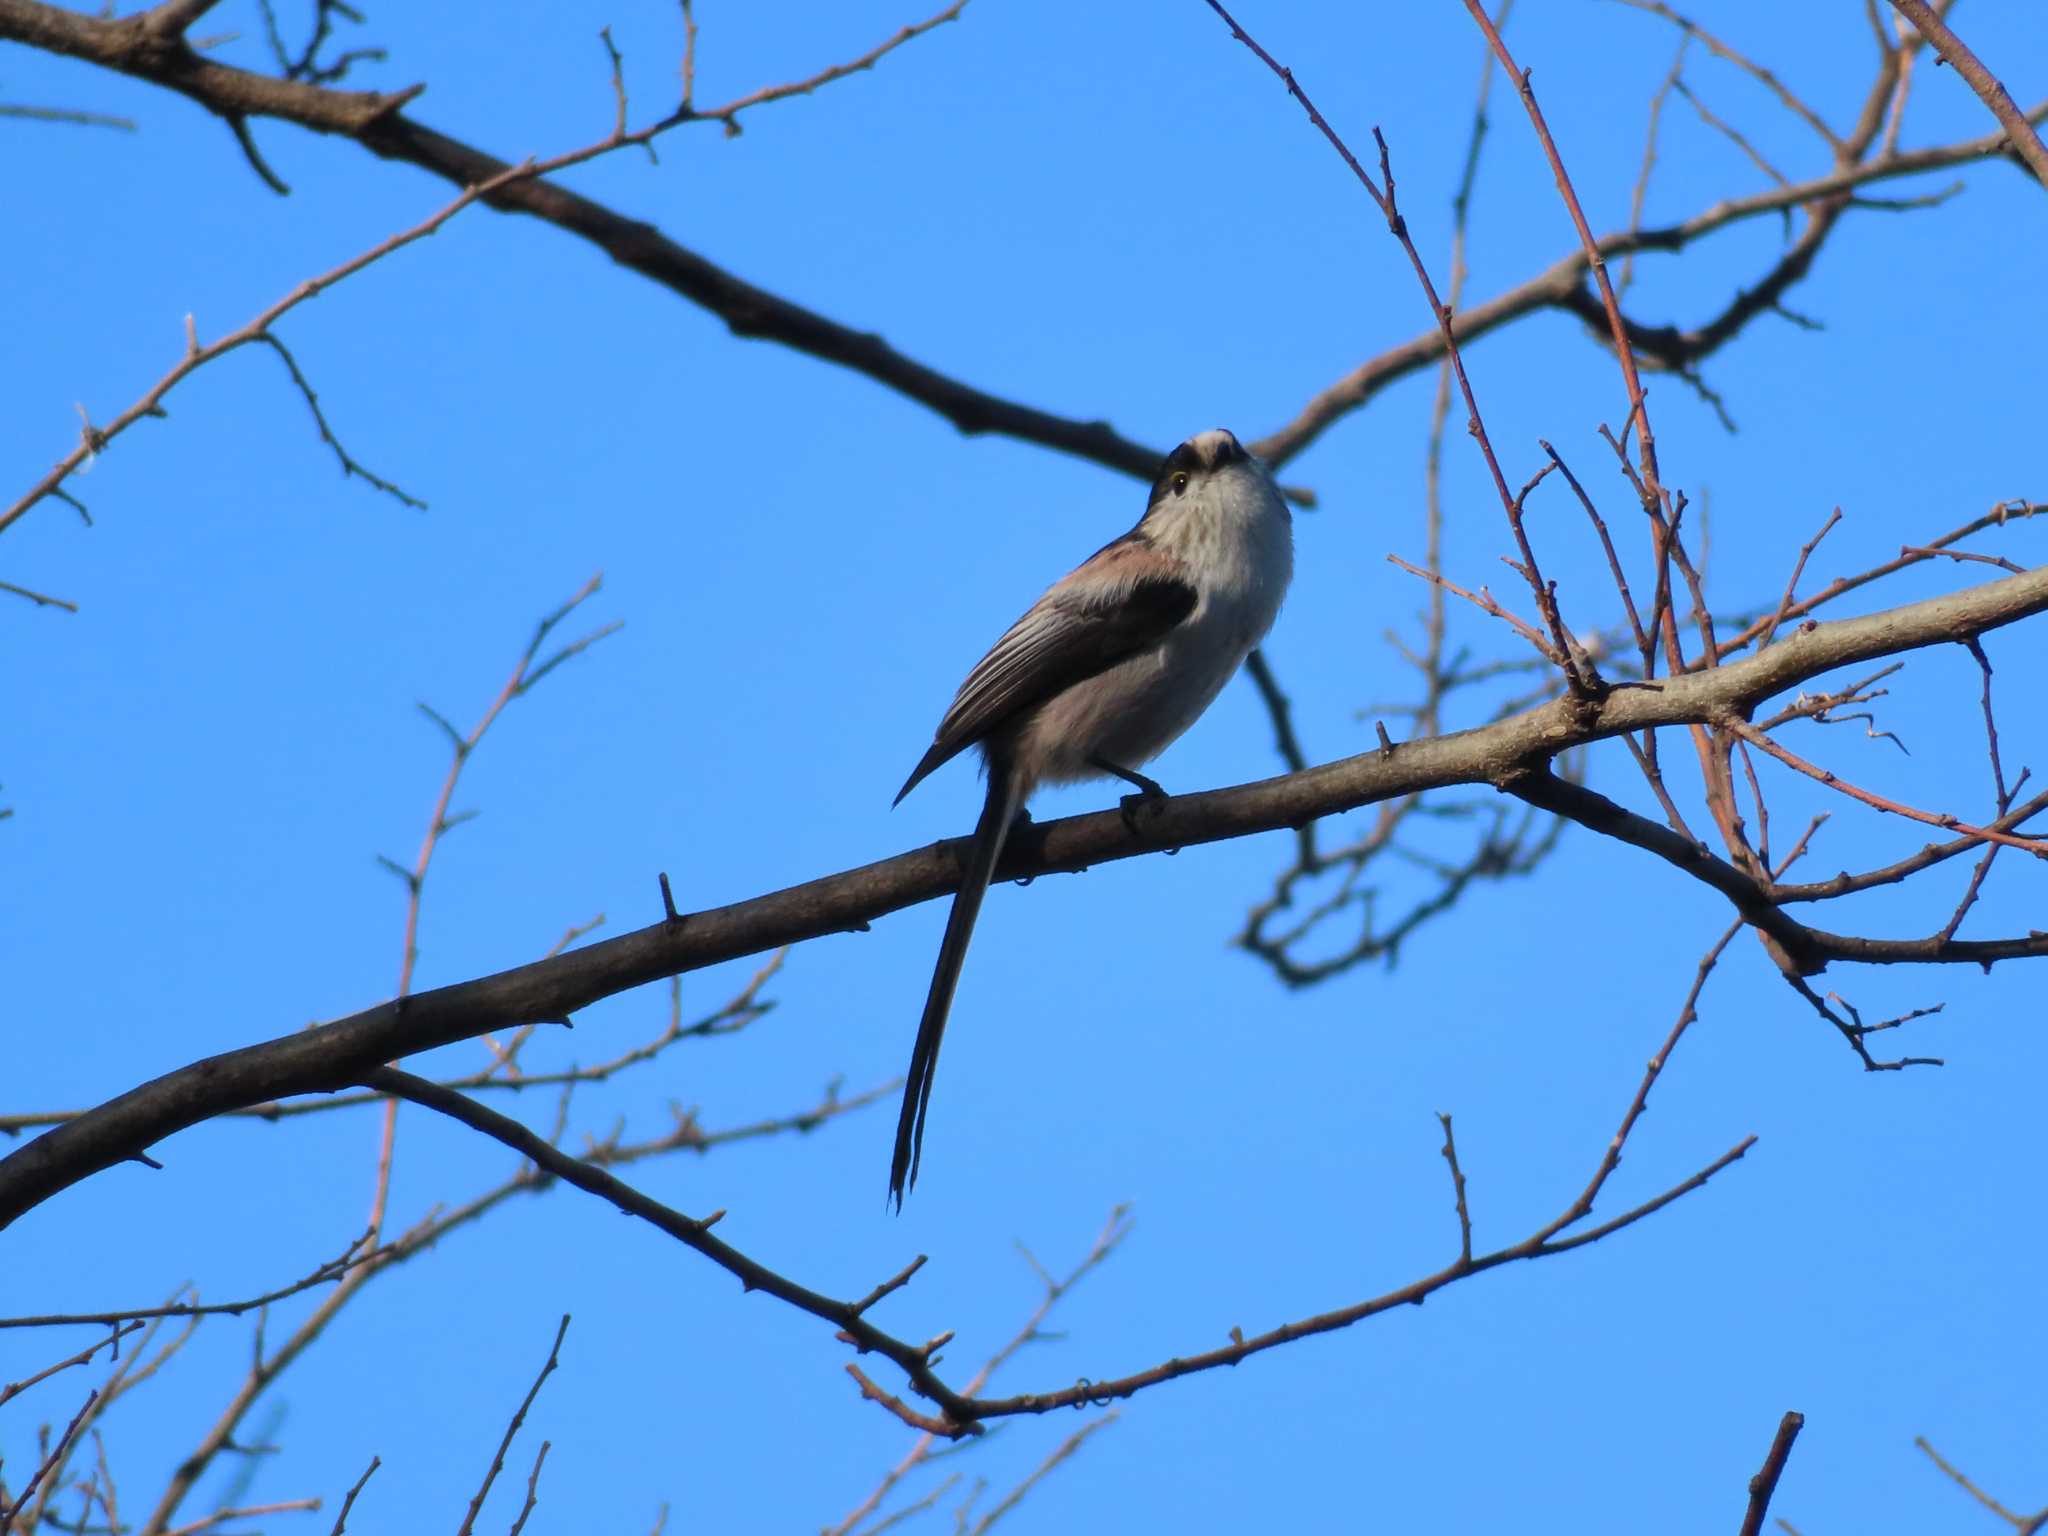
[1117, 784, 1169, 838]
[1003, 806, 1040, 888]
[1086, 754, 1169, 837]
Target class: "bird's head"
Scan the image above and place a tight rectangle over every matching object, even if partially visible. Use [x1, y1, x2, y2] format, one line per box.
[1142, 429, 1287, 540]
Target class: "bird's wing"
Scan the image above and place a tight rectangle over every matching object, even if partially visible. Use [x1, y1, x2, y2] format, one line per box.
[895, 546, 1197, 804]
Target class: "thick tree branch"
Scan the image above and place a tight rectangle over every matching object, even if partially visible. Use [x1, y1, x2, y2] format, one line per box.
[1504, 770, 1831, 974]
[3, 559, 2046, 1228]
[139, 0, 224, 39]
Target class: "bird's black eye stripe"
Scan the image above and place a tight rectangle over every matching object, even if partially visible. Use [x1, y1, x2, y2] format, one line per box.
[1147, 441, 1203, 508]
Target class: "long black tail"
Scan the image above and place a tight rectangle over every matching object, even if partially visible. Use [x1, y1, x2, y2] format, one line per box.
[890, 765, 1024, 1208]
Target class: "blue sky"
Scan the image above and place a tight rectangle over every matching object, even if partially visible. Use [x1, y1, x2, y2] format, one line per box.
[4, 1, 2045, 1530]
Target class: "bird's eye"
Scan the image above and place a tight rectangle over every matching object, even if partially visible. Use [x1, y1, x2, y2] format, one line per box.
[1171, 472, 1189, 497]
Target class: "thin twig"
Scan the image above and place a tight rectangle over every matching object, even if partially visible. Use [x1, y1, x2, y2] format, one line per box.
[1386, 553, 1561, 662]
[1737, 1411, 1805, 1536]
[0, 577, 79, 613]
[326, 1458, 379, 1536]
[1438, 1113, 1473, 1264]
[678, 0, 968, 134]
[0, 1323, 144, 1408]
[1914, 1435, 2045, 1530]
[1613, 0, 1842, 151]
[1757, 509, 1842, 652]
[1620, 32, 1688, 292]
[1727, 717, 2048, 859]
[455, 1316, 569, 1536]
[964, 1415, 1116, 1535]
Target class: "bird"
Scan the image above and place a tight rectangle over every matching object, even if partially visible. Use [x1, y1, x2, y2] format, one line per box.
[888, 428, 1294, 1206]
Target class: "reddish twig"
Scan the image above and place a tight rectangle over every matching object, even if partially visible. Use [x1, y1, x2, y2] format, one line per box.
[1737, 1411, 1806, 1536]
[1726, 717, 2048, 859]
[1387, 554, 1560, 662]
[1769, 787, 2047, 904]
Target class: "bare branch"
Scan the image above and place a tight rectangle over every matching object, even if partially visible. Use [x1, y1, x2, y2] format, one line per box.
[164, 1497, 323, 1536]
[0, 1324, 144, 1409]
[1673, 77, 1790, 186]
[964, 1414, 1116, 1534]
[1620, 31, 1687, 293]
[829, 1210, 1129, 1533]
[1253, 109, 2038, 467]
[0, 576, 79, 613]
[1612, 0, 1841, 151]
[456, 1316, 568, 1536]
[506, 1441, 550, 1536]
[0, 0, 1186, 503]
[1887, 0, 2048, 187]
[1738, 1412, 1805, 1536]
[325, 1458, 379, 1536]
[2, 1387, 98, 1533]
[679, 1, 968, 135]
[1915, 1435, 2048, 1531]
[1461, 1, 1664, 496]
[1437, 1113, 1473, 1264]
[1726, 716, 2048, 859]
[0, 99, 134, 129]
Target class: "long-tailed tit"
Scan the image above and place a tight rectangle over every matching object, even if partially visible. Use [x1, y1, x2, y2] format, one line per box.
[889, 428, 1294, 1205]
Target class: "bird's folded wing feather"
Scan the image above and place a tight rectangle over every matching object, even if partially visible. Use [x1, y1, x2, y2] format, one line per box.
[896, 554, 1197, 802]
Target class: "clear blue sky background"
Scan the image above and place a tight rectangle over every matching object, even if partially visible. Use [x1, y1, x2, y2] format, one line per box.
[5, 2, 2045, 1530]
